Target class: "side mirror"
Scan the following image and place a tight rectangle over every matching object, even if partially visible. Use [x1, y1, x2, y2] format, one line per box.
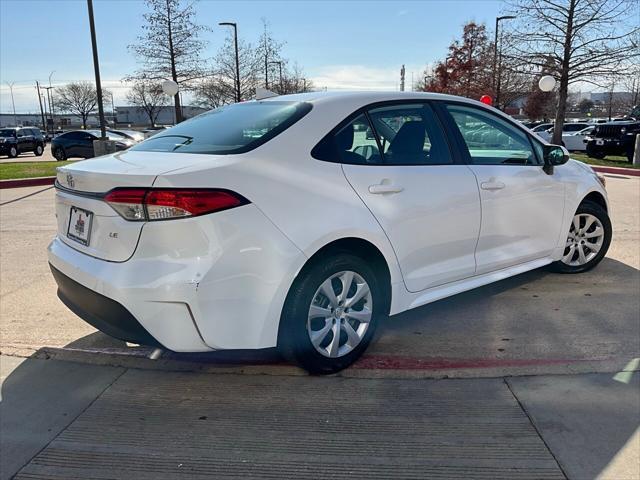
[542, 144, 569, 174]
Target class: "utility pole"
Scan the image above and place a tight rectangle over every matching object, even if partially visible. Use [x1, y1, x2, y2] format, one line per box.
[87, 0, 107, 138]
[7, 82, 17, 126]
[400, 65, 405, 92]
[35, 81, 46, 131]
[219, 22, 241, 102]
[493, 15, 515, 109]
[48, 71, 56, 128]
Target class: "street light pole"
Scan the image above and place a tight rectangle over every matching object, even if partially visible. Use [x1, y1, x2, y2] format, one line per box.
[444, 55, 453, 92]
[219, 22, 241, 103]
[44, 86, 54, 132]
[493, 15, 515, 109]
[87, 0, 107, 139]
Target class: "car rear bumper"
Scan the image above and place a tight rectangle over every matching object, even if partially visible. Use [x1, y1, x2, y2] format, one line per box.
[50, 264, 161, 347]
[48, 204, 307, 352]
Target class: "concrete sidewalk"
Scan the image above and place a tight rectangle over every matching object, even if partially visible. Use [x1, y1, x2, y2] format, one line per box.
[2, 356, 638, 480]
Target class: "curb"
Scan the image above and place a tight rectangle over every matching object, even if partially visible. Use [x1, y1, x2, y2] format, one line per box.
[2, 345, 635, 380]
[591, 165, 640, 177]
[0, 176, 55, 189]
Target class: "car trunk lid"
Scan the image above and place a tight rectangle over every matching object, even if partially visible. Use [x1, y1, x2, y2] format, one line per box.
[54, 150, 225, 261]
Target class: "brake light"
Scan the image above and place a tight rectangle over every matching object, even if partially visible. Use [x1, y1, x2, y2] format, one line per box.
[104, 188, 249, 221]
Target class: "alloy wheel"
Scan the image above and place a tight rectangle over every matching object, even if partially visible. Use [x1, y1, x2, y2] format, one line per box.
[306, 270, 373, 358]
[561, 213, 605, 266]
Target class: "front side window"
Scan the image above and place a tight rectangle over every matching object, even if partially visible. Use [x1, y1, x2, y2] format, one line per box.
[132, 101, 312, 155]
[367, 103, 451, 165]
[446, 104, 539, 166]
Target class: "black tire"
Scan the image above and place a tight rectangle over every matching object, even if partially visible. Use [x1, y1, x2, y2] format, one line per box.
[53, 147, 66, 161]
[586, 144, 605, 159]
[278, 253, 388, 374]
[550, 200, 612, 274]
[34, 143, 44, 156]
[8, 145, 18, 158]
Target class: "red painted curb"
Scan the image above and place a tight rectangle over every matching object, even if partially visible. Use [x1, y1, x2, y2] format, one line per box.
[0, 176, 55, 189]
[591, 165, 640, 177]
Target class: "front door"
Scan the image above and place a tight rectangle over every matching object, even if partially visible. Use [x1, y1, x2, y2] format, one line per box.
[337, 102, 481, 292]
[442, 103, 566, 275]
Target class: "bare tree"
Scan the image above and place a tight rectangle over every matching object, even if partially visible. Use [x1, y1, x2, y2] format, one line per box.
[278, 63, 314, 94]
[126, 80, 169, 127]
[193, 78, 228, 109]
[256, 19, 286, 90]
[54, 81, 107, 129]
[128, 0, 209, 123]
[507, 0, 640, 143]
[214, 34, 259, 103]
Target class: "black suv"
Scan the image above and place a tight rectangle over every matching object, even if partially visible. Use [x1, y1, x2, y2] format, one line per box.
[0, 127, 45, 158]
[585, 121, 640, 162]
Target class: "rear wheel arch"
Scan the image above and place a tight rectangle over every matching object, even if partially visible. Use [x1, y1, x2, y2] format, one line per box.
[300, 237, 392, 305]
[277, 237, 393, 344]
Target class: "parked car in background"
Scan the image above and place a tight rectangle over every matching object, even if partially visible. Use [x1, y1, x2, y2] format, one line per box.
[561, 126, 595, 152]
[0, 127, 45, 158]
[51, 130, 132, 160]
[586, 121, 640, 161]
[109, 129, 145, 143]
[50, 91, 611, 374]
[536, 122, 591, 142]
[530, 123, 554, 133]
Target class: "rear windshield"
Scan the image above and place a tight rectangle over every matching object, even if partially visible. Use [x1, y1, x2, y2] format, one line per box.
[131, 101, 312, 155]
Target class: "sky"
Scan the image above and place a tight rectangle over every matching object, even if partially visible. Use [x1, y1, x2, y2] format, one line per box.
[0, 0, 508, 113]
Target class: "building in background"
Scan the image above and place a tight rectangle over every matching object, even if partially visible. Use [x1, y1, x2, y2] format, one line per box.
[0, 105, 208, 129]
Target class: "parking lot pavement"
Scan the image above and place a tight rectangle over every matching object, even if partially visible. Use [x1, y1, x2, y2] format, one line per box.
[3, 357, 637, 480]
[1, 175, 638, 378]
[1, 175, 638, 479]
[0, 144, 57, 163]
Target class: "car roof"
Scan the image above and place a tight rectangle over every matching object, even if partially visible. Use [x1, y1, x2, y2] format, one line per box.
[262, 90, 491, 108]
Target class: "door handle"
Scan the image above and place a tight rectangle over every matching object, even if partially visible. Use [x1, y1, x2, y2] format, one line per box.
[480, 181, 505, 191]
[368, 183, 404, 194]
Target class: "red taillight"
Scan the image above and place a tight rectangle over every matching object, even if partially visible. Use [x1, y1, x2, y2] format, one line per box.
[104, 188, 249, 221]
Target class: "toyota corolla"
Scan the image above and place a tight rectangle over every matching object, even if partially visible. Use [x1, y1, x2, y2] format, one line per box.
[49, 91, 611, 373]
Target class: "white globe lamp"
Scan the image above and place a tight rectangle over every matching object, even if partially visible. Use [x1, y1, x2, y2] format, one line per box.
[162, 79, 179, 96]
[538, 75, 556, 92]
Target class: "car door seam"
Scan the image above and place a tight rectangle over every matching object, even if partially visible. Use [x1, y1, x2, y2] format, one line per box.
[465, 165, 483, 275]
[339, 164, 410, 293]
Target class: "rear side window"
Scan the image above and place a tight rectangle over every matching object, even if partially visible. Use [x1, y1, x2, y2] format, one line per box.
[132, 101, 312, 155]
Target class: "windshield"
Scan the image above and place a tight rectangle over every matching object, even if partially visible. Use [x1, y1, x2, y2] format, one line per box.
[0, 129, 16, 137]
[131, 101, 312, 155]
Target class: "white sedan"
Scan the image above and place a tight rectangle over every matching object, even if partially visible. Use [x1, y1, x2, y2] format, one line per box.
[562, 126, 595, 151]
[49, 91, 611, 373]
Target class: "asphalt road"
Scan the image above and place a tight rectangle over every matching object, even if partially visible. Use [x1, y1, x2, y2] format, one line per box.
[1, 174, 638, 378]
[0, 144, 57, 163]
[1, 173, 638, 479]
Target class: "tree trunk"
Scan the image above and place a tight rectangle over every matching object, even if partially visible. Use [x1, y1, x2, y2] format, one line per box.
[166, 0, 183, 123]
[552, 0, 575, 145]
[82, 115, 87, 130]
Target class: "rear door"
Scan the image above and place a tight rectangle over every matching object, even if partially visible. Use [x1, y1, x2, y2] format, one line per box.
[336, 102, 481, 292]
[16, 129, 33, 152]
[441, 102, 565, 275]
